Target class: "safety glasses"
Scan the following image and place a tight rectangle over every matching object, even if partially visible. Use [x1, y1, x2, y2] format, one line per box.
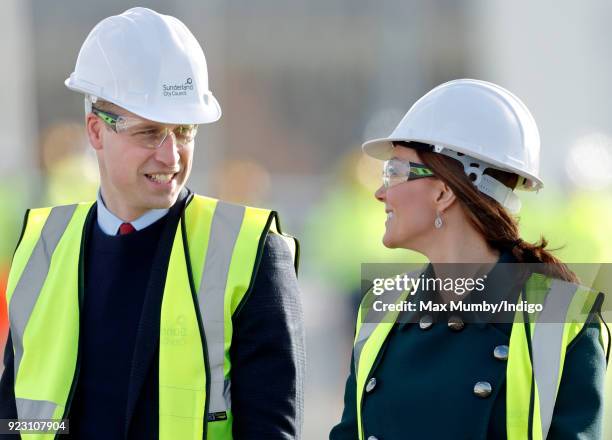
[383, 158, 435, 188]
[91, 106, 198, 149]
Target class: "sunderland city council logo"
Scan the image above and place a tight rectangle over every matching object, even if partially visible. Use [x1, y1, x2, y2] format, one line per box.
[162, 77, 194, 97]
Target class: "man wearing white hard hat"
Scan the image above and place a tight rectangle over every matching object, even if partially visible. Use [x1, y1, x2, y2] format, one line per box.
[330, 79, 608, 439]
[0, 8, 304, 439]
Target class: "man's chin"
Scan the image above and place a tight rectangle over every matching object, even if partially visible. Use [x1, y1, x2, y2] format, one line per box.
[143, 190, 182, 209]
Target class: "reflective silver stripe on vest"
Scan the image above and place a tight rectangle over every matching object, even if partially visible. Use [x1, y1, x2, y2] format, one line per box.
[9, 204, 77, 420]
[16, 398, 57, 421]
[198, 202, 245, 413]
[353, 286, 409, 375]
[353, 322, 377, 375]
[531, 279, 578, 439]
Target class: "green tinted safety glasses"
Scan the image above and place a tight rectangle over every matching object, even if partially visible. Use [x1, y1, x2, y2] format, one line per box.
[383, 158, 435, 188]
[91, 106, 198, 149]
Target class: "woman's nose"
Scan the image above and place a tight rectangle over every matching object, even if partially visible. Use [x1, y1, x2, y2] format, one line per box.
[375, 184, 386, 202]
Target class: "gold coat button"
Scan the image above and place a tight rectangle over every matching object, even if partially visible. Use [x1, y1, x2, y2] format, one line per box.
[419, 314, 433, 330]
[493, 345, 509, 361]
[365, 377, 377, 393]
[447, 315, 465, 331]
[473, 381, 492, 398]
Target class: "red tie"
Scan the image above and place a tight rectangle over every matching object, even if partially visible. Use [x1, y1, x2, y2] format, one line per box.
[118, 222, 136, 235]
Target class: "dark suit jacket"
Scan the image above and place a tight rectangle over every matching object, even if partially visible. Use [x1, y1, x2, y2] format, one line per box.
[0, 190, 305, 439]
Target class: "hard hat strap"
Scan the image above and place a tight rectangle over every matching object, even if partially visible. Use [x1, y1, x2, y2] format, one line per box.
[477, 175, 521, 213]
[84, 94, 99, 115]
[435, 146, 521, 213]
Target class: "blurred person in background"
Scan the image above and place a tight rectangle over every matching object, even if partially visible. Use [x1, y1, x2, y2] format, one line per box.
[38, 122, 99, 206]
[330, 79, 609, 439]
[0, 7, 304, 439]
[211, 159, 272, 205]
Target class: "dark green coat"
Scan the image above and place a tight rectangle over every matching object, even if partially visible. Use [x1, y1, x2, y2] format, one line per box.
[330, 255, 608, 440]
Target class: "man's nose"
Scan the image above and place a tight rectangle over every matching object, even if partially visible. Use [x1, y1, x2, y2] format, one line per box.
[155, 131, 180, 166]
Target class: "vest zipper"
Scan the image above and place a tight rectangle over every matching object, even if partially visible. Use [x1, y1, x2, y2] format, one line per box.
[201, 328, 211, 439]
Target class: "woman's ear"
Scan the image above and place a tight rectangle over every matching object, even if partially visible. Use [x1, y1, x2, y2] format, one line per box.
[86, 113, 104, 151]
[434, 180, 456, 213]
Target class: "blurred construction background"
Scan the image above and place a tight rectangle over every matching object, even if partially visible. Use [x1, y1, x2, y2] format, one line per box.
[1, 0, 611, 438]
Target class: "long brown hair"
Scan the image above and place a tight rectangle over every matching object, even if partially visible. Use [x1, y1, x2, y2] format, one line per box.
[403, 143, 578, 283]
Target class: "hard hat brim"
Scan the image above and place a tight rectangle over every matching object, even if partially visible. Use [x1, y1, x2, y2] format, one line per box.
[65, 76, 222, 125]
[362, 137, 544, 191]
[128, 96, 222, 125]
[362, 137, 418, 160]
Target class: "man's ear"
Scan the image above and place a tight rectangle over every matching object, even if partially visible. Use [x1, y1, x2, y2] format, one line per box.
[86, 113, 104, 151]
[434, 180, 456, 213]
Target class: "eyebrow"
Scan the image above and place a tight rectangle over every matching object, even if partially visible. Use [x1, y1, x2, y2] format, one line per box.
[132, 122, 162, 130]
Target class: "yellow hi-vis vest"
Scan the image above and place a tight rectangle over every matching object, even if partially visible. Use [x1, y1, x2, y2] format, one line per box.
[353, 273, 608, 440]
[6, 194, 298, 439]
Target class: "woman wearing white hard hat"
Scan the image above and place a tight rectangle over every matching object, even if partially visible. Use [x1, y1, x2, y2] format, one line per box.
[330, 79, 609, 440]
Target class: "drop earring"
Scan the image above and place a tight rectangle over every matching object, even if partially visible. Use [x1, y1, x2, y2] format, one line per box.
[434, 212, 443, 229]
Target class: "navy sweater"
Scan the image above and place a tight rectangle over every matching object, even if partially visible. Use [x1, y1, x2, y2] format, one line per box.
[68, 213, 167, 438]
[0, 194, 305, 439]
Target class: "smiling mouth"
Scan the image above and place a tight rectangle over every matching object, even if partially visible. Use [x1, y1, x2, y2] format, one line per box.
[145, 172, 178, 184]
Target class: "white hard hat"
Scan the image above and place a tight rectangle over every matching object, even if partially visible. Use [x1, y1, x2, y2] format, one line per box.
[363, 79, 543, 210]
[65, 7, 221, 125]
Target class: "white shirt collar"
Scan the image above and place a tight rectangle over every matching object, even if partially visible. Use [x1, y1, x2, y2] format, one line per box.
[96, 190, 169, 236]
